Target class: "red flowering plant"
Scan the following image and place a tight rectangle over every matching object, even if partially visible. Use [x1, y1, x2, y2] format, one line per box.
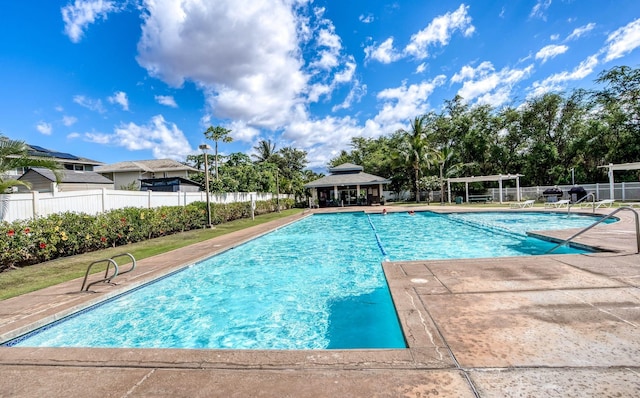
[0, 199, 293, 271]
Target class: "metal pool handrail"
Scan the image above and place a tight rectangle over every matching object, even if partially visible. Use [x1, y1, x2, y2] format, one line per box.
[568, 192, 597, 214]
[546, 207, 640, 254]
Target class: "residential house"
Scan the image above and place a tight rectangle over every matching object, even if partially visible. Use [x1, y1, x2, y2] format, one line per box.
[4, 144, 104, 179]
[17, 167, 114, 193]
[95, 159, 199, 191]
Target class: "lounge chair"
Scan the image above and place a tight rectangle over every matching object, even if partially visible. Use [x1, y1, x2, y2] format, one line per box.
[582, 199, 615, 209]
[544, 199, 570, 208]
[510, 199, 535, 208]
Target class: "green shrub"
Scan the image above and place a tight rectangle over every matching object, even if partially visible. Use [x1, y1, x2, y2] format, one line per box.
[0, 199, 294, 271]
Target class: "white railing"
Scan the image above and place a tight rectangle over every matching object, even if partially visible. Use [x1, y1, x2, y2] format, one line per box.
[0, 189, 291, 222]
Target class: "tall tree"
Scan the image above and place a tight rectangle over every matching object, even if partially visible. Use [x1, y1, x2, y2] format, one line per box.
[396, 114, 439, 202]
[203, 125, 233, 181]
[0, 135, 61, 193]
[252, 139, 278, 164]
[592, 66, 640, 167]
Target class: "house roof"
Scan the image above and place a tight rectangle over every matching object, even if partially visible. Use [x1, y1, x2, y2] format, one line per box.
[19, 168, 114, 184]
[94, 159, 198, 173]
[304, 163, 390, 188]
[26, 144, 103, 166]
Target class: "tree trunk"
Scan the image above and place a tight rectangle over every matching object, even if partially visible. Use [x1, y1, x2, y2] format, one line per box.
[415, 166, 420, 203]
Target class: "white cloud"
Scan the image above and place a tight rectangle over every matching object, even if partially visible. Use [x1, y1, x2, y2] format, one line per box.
[566, 23, 596, 41]
[280, 76, 445, 168]
[85, 115, 193, 160]
[73, 95, 106, 113]
[331, 80, 366, 112]
[62, 115, 78, 126]
[136, 0, 308, 130]
[36, 122, 52, 135]
[535, 44, 568, 63]
[452, 62, 534, 106]
[404, 4, 475, 60]
[108, 91, 129, 111]
[67, 132, 81, 139]
[374, 76, 446, 127]
[415, 63, 427, 74]
[226, 120, 261, 143]
[603, 18, 640, 62]
[61, 0, 118, 43]
[155, 95, 178, 108]
[364, 37, 401, 64]
[550, 34, 560, 41]
[529, 54, 599, 97]
[309, 26, 342, 70]
[451, 61, 494, 83]
[530, 0, 552, 20]
[359, 14, 374, 24]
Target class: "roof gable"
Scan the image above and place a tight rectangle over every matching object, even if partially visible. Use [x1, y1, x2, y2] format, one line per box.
[329, 163, 364, 173]
[20, 168, 114, 184]
[95, 159, 198, 173]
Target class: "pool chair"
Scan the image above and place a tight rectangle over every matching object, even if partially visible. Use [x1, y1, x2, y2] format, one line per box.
[510, 199, 535, 208]
[544, 199, 570, 208]
[582, 199, 615, 209]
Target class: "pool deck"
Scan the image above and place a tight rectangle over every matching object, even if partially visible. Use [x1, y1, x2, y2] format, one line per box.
[1, 206, 639, 397]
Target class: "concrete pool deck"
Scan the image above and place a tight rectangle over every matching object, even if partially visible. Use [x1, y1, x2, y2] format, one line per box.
[1, 206, 639, 397]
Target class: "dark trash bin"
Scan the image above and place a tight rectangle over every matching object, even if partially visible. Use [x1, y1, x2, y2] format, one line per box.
[455, 196, 463, 204]
[568, 186, 587, 203]
[542, 187, 563, 202]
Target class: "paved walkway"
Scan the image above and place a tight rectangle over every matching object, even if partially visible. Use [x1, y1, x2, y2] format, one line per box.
[1, 206, 639, 397]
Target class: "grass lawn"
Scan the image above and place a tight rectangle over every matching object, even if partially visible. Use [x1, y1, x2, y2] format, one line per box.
[0, 209, 301, 300]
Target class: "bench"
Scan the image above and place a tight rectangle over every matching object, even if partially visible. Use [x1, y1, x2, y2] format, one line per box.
[468, 195, 493, 203]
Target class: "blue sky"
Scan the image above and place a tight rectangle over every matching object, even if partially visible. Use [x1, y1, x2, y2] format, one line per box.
[1, 1, 639, 172]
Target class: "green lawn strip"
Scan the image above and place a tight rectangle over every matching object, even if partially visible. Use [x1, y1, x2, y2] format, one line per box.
[0, 209, 301, 300]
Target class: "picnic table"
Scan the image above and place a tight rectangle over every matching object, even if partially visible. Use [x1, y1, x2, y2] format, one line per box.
[468, 194, 493, 203]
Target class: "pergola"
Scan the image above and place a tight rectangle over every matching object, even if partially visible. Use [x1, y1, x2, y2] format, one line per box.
[447, 174, 524, 204]
[598, 162, 640, 200]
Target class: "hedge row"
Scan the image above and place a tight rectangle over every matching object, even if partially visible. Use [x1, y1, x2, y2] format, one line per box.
[0, 199, 294, 271]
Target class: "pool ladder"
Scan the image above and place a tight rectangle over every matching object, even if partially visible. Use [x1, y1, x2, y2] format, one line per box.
[80, 253, 136, 292]
[546, 207, 640, 254]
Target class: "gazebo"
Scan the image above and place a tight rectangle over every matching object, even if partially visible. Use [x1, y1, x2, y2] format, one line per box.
[598, 162, 640, 200]
[447, 174, 524, 204]
[304, 163, 390, 207]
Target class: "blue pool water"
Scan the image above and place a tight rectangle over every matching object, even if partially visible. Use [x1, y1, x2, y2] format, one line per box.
[6, 211, 610, 350]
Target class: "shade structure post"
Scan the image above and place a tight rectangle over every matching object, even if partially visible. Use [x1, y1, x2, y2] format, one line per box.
[608, 163, 615, 200]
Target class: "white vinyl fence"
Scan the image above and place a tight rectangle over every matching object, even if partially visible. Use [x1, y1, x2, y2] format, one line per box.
[0, 189, 291, 222]
[385, 181, 640, 204]
[487, 182, 640, 203]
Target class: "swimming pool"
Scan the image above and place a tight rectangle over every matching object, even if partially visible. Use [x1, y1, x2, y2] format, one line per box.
[5, 211, 611, 350]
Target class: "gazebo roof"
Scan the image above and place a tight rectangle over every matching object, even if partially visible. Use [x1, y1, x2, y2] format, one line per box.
[598, 162, 640, 171]
[304, 163, 390, 188]
[328, 163, 363, 173]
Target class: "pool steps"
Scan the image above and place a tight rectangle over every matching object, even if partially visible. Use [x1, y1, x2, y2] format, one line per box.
[80, 253, 136, 292]
[443, 213, 524, 239]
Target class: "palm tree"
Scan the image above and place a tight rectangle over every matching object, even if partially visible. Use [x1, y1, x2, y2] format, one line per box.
[0, 135, 61, 193]
[252, 139, 277, 164]
[396, 115, 439, 202]
[203, 126, 233, 181]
